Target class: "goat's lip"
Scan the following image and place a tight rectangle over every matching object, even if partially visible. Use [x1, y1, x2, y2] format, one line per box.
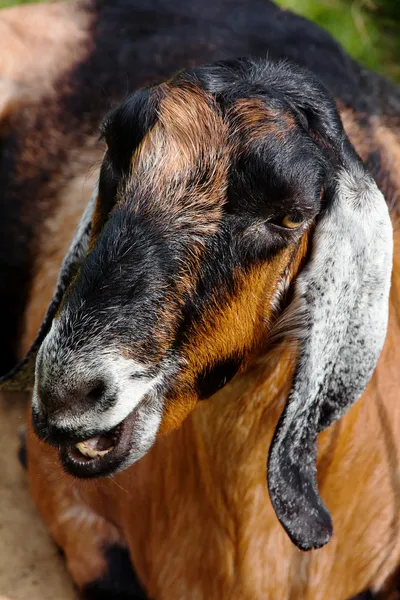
[59, 411, 137, 478]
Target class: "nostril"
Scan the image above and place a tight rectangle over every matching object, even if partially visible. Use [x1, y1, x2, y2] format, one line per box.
[86, 383, 106, 402]
[37, 379, 108, 416]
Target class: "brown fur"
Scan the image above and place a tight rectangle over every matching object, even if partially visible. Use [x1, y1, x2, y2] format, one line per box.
[128, 86, 229, 233]
[340, 107, 400, 214]
[0, 0, 101, 367]
[161, 244, 305, 433]
[230, 98, 296, 144]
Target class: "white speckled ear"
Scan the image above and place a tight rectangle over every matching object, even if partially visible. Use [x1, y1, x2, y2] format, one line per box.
[267, 149, 393, 551]
[0, 183, 98, 392]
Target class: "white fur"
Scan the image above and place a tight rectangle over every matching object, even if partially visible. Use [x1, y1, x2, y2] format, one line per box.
[34, 316, 165, 440]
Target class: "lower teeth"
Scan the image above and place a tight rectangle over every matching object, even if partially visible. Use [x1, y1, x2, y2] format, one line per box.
[75, 438, 113, 459]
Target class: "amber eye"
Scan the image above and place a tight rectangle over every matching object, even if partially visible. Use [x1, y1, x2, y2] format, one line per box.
[280, 214, 305, 229]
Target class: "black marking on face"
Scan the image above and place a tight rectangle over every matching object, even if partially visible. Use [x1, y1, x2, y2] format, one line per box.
[93, 89, 162, 240]
[63, 206, 178, 362]
[195, 357, 242, 399]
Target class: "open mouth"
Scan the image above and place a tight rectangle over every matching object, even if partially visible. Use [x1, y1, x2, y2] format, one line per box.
[74, 430, 119, 460]
[59, 411, 137, 478]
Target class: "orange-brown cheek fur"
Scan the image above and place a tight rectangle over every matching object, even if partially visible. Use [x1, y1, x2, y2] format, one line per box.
[159, 236, 309, 434]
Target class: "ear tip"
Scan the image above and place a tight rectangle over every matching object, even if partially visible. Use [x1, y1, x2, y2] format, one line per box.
[285, 509, 333, 551]
[268, 440, 334, 550]
[267, 460, 333, 550]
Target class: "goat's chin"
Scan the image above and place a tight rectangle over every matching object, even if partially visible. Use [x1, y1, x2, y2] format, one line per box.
[60, 417, 131, 478]
[60, 409, 161, 478]
[33, 400, 163, 479]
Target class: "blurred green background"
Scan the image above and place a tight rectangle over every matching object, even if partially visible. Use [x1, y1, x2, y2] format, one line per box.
[0, 0, 399, 82]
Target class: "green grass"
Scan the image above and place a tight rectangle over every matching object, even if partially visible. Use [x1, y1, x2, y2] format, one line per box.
[0, 0, 44, 6]
[1, 0, 399, 82]
[276, 0, 400, 82]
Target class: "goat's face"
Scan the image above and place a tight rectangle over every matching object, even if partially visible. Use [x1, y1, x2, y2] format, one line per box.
[33, 63, 321, 470]
[20, 60, 392, 551]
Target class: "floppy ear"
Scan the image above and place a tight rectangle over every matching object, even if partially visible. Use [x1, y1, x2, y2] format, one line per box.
[0, 184, 98, 392]
[267, 139, 393, 551]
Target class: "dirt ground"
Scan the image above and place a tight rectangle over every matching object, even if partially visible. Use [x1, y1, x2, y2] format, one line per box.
[0, 394, 77, 600]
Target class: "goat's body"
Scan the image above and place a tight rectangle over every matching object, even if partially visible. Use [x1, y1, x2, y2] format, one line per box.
[2, 1, 400, 598]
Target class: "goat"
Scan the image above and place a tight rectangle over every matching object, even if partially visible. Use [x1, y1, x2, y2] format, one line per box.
[1, 2, 400, 600]
[3, 56, 398, 599]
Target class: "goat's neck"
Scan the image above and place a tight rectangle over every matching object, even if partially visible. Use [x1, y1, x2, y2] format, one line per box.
[189, 342, 295, 484]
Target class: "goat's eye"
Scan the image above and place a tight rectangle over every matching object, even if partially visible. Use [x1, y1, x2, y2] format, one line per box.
[280, 213, 305, 229]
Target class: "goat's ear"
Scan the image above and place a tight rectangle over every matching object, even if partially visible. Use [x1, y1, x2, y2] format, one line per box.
[267, 140, 393, 551]
[0, 184, 98, 392]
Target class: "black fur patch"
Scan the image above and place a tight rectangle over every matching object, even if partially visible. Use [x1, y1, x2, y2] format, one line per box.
[82, 544, 149, 600]
[101, 89, 160, 175]
[17, 427, 27, 470]
[0, 129, 35, 374]
[195, 357, 242, 399]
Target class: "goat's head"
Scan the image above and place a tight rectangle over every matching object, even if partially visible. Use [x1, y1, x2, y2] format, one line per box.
[3, 59, 392, 551]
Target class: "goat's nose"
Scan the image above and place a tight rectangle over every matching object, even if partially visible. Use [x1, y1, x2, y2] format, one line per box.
[37, 379, 107, 416]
